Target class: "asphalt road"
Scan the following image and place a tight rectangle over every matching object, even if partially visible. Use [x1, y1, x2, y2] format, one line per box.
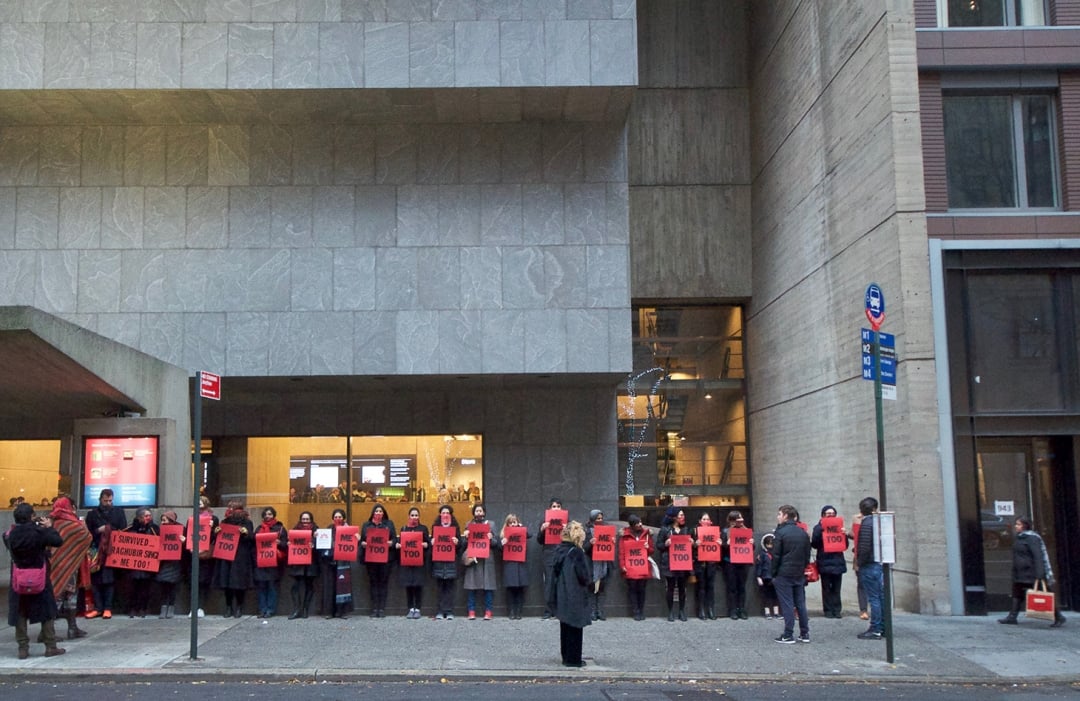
[1, 680, 1077, 701]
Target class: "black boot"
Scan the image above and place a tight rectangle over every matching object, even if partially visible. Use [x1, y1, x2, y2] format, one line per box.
[678, 604, 687, 622]
[596, 593, 606, 621]
[697, 602, 706, 620]
[999, 597, 1021, 624]
[66, 611, 87, 639]
[302, 589, 314, 618]
[667, 606, 675, 622]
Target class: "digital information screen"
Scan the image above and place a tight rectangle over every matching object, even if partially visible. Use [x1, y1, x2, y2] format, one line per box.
[82, 436, 160, 507]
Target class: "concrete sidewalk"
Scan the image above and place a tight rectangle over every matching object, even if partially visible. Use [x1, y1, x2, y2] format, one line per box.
[1, 610, 1077, 683]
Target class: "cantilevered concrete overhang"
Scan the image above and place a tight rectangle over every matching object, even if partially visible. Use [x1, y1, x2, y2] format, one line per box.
[0, 306, 189, 459]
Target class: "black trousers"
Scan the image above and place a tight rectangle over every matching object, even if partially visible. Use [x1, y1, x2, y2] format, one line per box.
[559, 622, 583, 665]
[820, 572, 844, 616]
[626, 578, 647, 616]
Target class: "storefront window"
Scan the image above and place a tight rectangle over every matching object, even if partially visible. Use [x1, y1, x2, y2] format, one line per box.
[214, 434, 482, 527]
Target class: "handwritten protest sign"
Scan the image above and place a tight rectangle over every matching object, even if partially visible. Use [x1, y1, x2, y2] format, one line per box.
[106, 530, 160, 573]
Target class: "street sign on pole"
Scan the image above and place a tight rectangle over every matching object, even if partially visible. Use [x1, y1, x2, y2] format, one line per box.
[862, 329, 896, 400]
[199, 371, 221, 401]
[865, 283, 885, 331]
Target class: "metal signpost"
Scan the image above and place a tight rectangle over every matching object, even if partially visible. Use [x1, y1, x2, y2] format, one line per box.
[190, 371, 220, 660]
[863, 284, 894, 663]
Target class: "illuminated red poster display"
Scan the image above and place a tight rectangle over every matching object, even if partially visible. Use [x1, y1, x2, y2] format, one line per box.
[82, 436, 159, 508]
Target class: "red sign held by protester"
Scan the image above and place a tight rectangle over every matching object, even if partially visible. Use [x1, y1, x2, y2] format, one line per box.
[288, 529, 312, 566]
[255, 531, 279, 568]
[365, 528, 389, 563]
[213, 523, 240, 561]
[334, 525, 360, 562]
[159, 523, 184, 561]
[106, 530, 161, 573]
[728, 526, 754, 564]
[503, 526, 527, 563]
[696, 526, 721, 562]
[622, 540, 649, 579]
[399, 530, 424, 567]
[591, 525, 616, 562]
[466, 522, 491, 559]
[669, 534, 693, 571]
[432, 526, 457, 562]
[186, 515, 212, 556]
[821, 516, 847, 553]
[544, 508, 568, 545]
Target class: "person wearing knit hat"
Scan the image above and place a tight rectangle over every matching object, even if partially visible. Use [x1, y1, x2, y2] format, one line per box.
[583, 509, 611, 621]
[810, 504, 850, 619]
[156, 510, 184, 618]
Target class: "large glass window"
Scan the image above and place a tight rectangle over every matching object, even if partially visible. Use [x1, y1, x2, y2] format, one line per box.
[944, 94, 1058, 210]
[617, 305, 748, 513]
[944, 0, 1046, 26]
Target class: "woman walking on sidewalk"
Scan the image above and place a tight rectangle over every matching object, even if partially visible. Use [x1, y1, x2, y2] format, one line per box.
[999, 516, 1066, 627]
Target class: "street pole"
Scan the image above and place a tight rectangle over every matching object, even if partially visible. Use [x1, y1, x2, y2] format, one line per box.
[190, 373, 202, 660]
[873, 332, 894, 664]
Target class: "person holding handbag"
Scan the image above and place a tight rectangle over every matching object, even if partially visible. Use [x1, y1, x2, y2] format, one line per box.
[999, 516, 1066, 627]
[5, 503, 65, 659]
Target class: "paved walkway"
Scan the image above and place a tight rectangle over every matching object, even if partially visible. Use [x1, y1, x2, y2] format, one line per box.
[1, 610, 1077, 683]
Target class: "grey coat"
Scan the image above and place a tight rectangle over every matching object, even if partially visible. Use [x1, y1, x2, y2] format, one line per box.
[553, 543, 592, 629]
[462, 519, 501, 590]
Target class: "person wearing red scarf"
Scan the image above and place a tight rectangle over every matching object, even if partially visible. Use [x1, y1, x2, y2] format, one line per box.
[48, 496, 92, 640]
[253, 506, 287, 617]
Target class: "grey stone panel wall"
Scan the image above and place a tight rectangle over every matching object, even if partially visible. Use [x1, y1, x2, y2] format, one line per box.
[747, 1, 943, 613]
[0, 120, 632, 376]
[0, 5, 636, 89]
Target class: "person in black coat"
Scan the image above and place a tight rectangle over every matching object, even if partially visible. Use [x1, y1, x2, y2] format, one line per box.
[536, 496, 564, 619]
[810, 504, 849, 619]
[396, 506, 429, 619]
[212, 500, 255, 618]
[361, 503, 396, 618]
[999, 516, 1066, 627]
[84, 487, 128, 619]
[287, 511, 319, 619]
[552, 520, 591, 668]
[124, 508, 159, 618]
[770, 504, 811, 643]
[5, 503, 65, 659]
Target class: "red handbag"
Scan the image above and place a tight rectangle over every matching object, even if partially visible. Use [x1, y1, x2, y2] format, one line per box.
[803, 561, 820, 583]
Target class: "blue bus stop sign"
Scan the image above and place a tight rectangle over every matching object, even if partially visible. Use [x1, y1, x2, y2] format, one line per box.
[865, 283, 885, 331]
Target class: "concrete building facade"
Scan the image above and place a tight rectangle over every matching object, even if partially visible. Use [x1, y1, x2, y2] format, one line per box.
[4, 0, 1075, 618]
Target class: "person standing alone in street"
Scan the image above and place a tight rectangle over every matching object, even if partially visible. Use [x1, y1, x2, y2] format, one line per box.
[771, 504, 811, 644]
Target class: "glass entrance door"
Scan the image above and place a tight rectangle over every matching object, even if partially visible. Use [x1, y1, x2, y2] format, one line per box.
[975, 437, 1059, 610]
